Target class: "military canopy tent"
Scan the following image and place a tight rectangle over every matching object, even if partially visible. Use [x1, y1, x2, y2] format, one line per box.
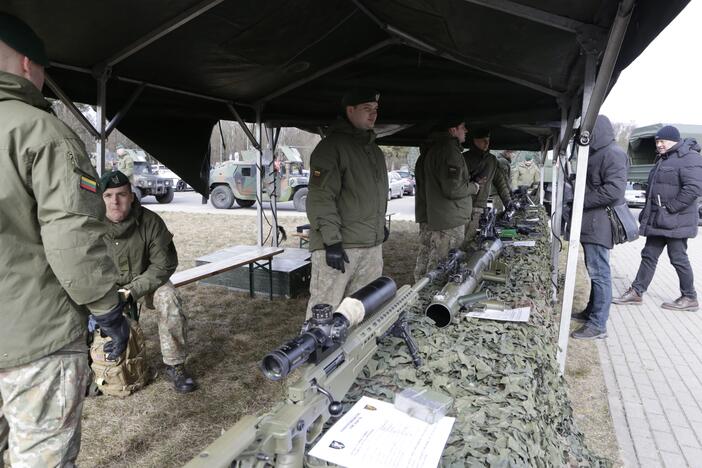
[2, 0, 689, 196]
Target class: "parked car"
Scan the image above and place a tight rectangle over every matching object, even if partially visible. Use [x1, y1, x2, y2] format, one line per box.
[625, 181, 646, 208]
[394, 170, 416, 196]
[387, 172, 404, 200]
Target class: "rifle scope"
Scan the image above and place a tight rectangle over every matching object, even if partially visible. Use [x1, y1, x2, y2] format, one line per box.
[261, 277, 397, 381]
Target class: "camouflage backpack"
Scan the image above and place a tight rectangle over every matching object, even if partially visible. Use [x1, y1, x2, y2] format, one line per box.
[90, 316, 149, 397]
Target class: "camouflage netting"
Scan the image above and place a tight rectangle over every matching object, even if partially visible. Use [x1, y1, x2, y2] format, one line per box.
[310, 209, 610, 468]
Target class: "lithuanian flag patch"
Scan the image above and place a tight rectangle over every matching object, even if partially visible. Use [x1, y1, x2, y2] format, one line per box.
[80, 175, 97, 193]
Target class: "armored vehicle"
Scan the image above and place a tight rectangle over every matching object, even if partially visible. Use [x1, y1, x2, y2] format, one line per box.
[128, 151, 175, 203]
[209, 146, 309, 211]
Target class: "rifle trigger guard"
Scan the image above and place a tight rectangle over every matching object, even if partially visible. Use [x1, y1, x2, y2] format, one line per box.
[312, 380, 343, 417]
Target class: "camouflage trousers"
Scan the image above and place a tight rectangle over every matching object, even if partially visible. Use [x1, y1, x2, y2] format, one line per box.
[144, 281, 188, 366]
[306, 245, 383, 319]
[413, 223, 431, 282]
[0, 337, 88, 468]
[464, 207, 485, 243]
[416, 226, 465, 280]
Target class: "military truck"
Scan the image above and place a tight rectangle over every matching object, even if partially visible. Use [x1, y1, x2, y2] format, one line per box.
[128, 150, 175, 203]
[209, 146, 309, 211]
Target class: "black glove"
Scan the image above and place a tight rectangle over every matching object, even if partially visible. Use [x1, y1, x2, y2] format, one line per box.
[325, 242, 349, 273]
[383, 226, 390, 242]
[92, 302, 130, 361]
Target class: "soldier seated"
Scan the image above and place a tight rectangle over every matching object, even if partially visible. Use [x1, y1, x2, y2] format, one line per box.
[100, 171, 197, 393]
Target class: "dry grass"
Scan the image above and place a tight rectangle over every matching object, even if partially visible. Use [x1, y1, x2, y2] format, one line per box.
[560, 243, 623, 467]
[77, 213, 420, 467]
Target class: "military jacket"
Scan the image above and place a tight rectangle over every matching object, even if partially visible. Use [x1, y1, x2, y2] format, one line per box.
[307, 119, 388, 251]
[495, 154, 512, 190]
[0, 71, 119, 368]
[105, 201, 178, 300]
[512, 161, 540, 188]
[463, 146, 511, 209]
[118, 153, 135, 183]
[424, 133, 478, 230]
[414, 149, 428, 224]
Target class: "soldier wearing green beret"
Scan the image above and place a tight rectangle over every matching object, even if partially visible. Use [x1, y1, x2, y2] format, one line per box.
[0, 13, 129, 466]
[100, 171, 197, 393]
[463, 128, 512, 241]
[305, 88, 389, 318]
[414, 117, 480, 280]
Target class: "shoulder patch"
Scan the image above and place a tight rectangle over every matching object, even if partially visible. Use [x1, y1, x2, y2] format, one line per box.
[80, 175, 97, 193]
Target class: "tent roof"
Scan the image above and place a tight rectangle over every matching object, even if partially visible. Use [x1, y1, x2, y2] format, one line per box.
[2, 0, 689, 194]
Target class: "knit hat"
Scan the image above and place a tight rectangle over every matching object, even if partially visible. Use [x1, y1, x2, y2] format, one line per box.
[655, 125, 681, 142]
[100, 171, 130, 192]
[0, 13, 49, 66]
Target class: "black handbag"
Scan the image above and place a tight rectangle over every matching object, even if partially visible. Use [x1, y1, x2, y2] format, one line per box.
[606, 203, 639, 244]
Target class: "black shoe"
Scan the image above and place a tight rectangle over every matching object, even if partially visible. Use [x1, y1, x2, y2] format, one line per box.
[164, 364, 198, 393]
[570, 324, 607, 340]
[570, 311, 590, 323]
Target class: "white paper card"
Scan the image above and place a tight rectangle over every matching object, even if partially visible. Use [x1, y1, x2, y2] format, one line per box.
[308, 396, 455, 468]
[511, 240, 536, 247]
[465, 306, 531, 322]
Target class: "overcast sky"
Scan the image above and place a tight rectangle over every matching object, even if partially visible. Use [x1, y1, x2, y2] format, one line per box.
[600, 1, 702, 126]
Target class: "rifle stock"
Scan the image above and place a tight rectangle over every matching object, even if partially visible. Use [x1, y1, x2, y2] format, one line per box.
[185, 280, 427, 468]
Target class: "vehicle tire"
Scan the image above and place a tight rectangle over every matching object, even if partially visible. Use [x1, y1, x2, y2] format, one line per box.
[156, 188, 174, 204]
[399, 189, 404, 198]
[409, 185, 415, 196]
[293, 187, 308, 212]
[132, 186, 143, 202]
[176, 180, 186, 192]
[210, 185, 234, 209]
[235, 198, 256, 208]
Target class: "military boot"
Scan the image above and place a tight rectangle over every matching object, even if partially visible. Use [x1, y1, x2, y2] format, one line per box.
[661, 296, 699, 312]
[612, 287, 642, 305]
[164, 364, 198, 393]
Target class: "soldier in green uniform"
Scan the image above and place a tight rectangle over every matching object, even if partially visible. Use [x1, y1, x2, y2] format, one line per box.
[493, 150, 515, 213]
[116, 143, 135, 184]
[0, 14, 129, 466]
[512, 154, 540, 188]
[100, 171, 197, 393]
[305, 89, 388, 318]
[415, 118, 480, 278]
[463, 128, 512, 241]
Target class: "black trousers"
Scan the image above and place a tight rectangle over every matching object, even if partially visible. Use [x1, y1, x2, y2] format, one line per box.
[632, 235, 696, 299]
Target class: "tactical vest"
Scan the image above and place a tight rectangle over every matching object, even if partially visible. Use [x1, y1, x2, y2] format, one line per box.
[90, 317, 149, 397]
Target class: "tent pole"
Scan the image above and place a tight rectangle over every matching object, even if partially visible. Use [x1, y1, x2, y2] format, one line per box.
[44, 74, 100, 140]
[550, 106, 568, 302]
[538, 137, 547, 205]
[255, 107, 264, 247]
[96, 71, 108, 175]
[266, 125, 279, 248]
[106, 83, 146, 136]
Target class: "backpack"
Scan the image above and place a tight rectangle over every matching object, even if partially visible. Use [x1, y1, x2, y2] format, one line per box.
[90, 316, 150, 397]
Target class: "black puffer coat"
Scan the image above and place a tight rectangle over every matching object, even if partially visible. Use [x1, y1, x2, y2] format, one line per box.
[579, 115, 628, 249]
[639, 138, 702, 239]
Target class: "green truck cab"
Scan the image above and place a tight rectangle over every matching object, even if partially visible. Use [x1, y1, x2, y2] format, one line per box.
[209, 146, 309, 211]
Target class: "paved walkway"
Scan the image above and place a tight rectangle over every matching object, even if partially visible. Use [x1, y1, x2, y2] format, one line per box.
[598, 231, 702, 467]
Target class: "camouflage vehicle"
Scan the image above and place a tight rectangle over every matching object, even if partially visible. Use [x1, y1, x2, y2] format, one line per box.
[129, 150, 175, 204]
[209, 146, 309, 211]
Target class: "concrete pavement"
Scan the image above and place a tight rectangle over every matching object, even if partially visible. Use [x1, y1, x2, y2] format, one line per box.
[598, 232, 702, 467]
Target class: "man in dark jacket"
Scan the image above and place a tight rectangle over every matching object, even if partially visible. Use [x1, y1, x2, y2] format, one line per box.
[613, 125, 702, 311]
[414, 118, 479, 279]
[571, 115, 628, 339]
[305, 89, 388, 318]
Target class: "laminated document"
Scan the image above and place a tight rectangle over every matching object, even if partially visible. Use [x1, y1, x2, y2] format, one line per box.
[309, 396, 454, 468]
[465, 306, 531, 323]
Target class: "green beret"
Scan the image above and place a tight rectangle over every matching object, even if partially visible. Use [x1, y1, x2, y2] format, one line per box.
[341, 88, 380, 107]
[0, 13, 49, 67]
[100, 171, 130, 192]
[471, 127, 491, 139]
[525, 154, 533, 161]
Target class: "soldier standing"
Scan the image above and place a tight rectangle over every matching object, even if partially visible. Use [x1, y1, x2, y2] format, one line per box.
[100, 171, 198, 392]
[116, 143, 135, 184]
[416, 118, 479, 277]
[493, 150, 514, 212]
[463, 128, 512, 241]
[512, 154, 540, 188]
[0, 14, 129, 466]
[305, 89, 388, 318]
